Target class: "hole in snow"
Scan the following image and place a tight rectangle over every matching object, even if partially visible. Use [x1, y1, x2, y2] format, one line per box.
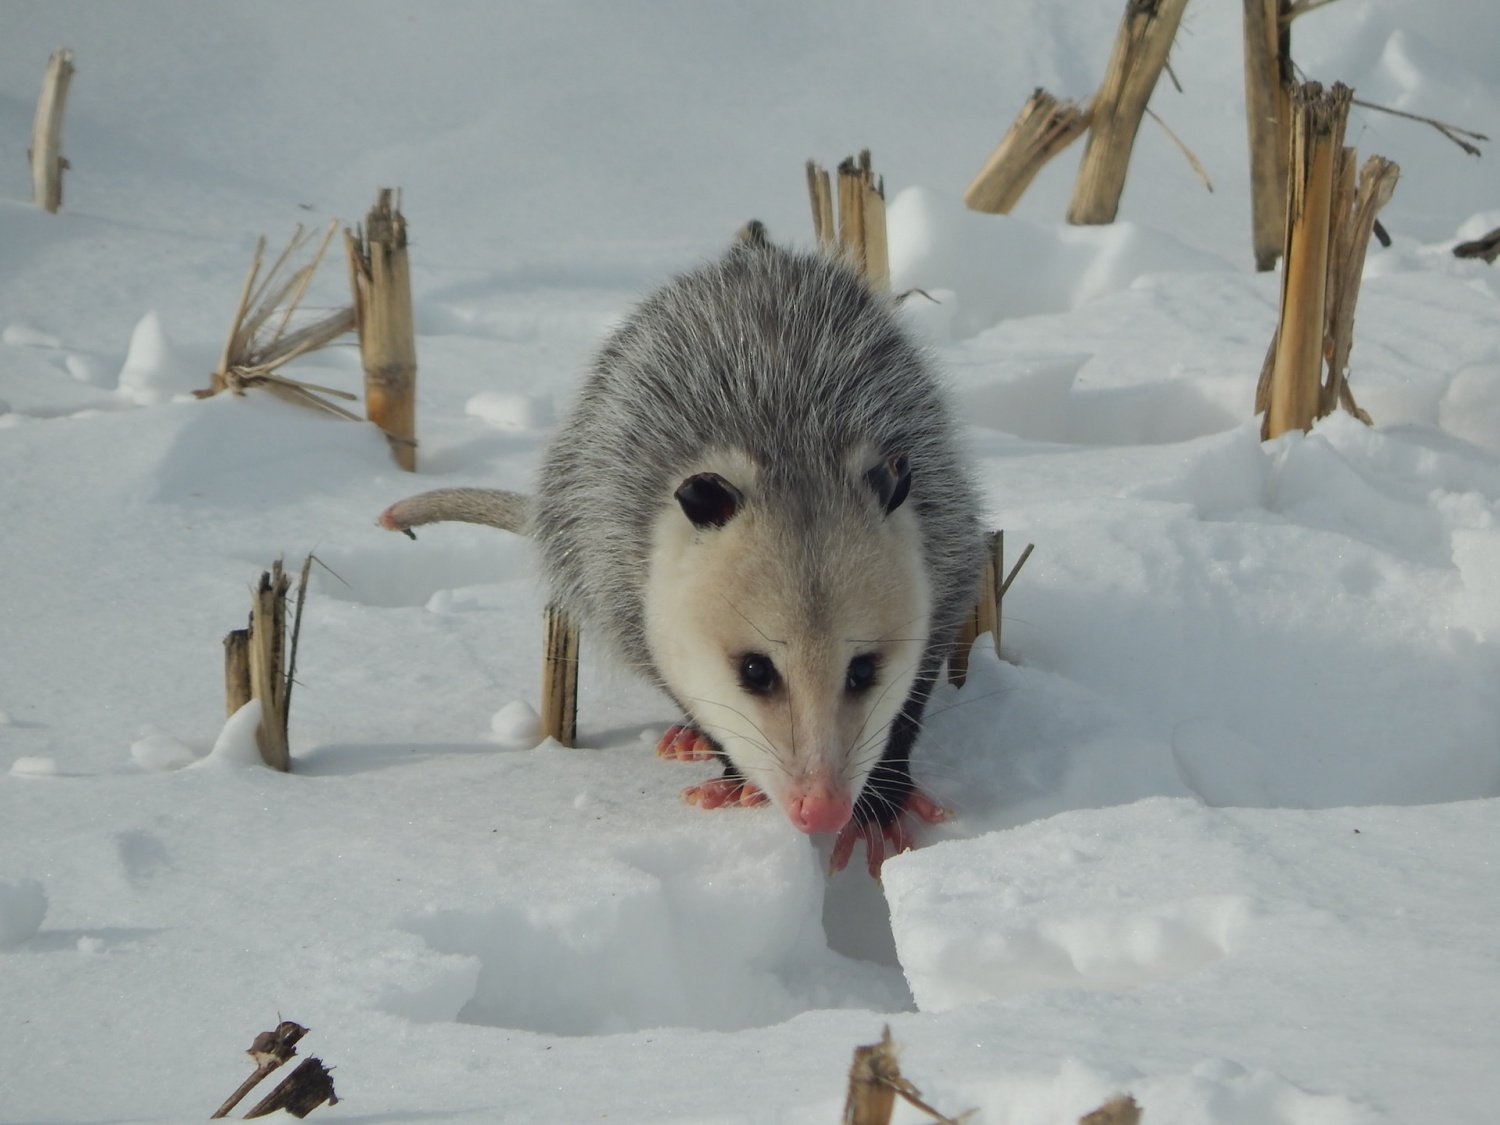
[386, 836, 912, 1036]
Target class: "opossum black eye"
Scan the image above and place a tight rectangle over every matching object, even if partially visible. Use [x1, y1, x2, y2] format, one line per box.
[737, 652, 779, 695]
[865, 453, 911, 514]
[845, 654, 879, 695]
[676, 472, 743, 529]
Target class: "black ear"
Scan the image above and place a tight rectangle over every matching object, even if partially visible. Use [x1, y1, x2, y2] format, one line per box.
[675, 472, 743, 529]
[865, 453, 912, 515]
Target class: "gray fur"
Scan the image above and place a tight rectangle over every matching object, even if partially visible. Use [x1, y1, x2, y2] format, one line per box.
[532, 237, 984, 688]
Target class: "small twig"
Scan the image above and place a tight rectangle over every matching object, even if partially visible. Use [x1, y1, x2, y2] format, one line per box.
[282, 555, 315, 731]
[242, 226, 313, 345]
[239, 372, 357, 402]
[272, 220, 339, 342]
[211, 1021, 308, 1119]
[894, 288, 938, 305]
[1163, 58, 1183, 95]
[998, 542, 1035, 599]
[1144, 106, 1214, 191]
[214, 237, 265, 393]
[1350, 96, 1487, 157]
[1282, 0, 1345, 22]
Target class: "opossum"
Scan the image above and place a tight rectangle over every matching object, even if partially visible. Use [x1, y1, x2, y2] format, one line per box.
[381, 225, 984, 875]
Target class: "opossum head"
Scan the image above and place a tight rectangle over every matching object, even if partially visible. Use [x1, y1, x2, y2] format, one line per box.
[643, 449, 933, 836]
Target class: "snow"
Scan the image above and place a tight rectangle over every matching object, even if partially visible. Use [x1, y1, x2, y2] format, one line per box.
[2, 2, 1499, 1122]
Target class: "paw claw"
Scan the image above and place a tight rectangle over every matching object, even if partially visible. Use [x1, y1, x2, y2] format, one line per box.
[656, 724, 720, 762]
[682, 777, 767, 810]
[828, 786, 946, 877]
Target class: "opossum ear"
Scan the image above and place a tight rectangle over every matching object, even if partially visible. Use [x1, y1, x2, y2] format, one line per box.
[866, 453, 912, 515]
[675, 472, 743, 529]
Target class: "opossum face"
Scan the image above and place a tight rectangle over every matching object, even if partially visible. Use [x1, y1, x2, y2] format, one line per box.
[643, 452, 932, 836]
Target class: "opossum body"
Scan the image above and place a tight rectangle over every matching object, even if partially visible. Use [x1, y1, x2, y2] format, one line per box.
[382, 230, 984, 874]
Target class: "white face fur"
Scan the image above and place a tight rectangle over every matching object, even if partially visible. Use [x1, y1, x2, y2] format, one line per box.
[642, 451, 933, 831]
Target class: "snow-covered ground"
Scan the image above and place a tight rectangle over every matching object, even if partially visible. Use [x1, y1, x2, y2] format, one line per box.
[3, 2, 1499, 1122]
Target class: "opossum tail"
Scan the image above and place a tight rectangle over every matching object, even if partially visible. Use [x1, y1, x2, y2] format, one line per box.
[378, 488, 531, 538]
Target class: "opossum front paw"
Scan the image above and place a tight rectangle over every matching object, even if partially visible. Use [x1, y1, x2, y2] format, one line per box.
[681, 777, 769, 809]
[656, 724, 720, 762]
[829, 790, 950, 878]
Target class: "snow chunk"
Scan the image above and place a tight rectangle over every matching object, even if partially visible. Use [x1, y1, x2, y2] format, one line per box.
[192, 700, 269, 769]
[3, 323, 61, 349]
[116, 311, 196, 405]
[64, 352, 109, 386]
[489, 700, 543, 748]
[10, 757, 60, 778]
[465, 390, 554, 432]
[0, 879, 47, 949]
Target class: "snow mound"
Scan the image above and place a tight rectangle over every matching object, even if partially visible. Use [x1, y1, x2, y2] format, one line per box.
[3, 322, 61, 348]
[887, 186, 1234, 338]
[192, 700, 269, 769]
[885, 799, 1500, 1042]
[116, 310, 196, 404]
[489, 700, 543, 749]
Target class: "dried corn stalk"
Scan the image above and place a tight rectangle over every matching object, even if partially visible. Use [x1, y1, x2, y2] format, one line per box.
[965, 89, 1092, 214]
[204, 220, 359, 415]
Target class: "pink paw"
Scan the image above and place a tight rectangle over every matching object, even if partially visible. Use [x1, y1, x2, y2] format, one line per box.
[681, 776, 770, 810]
[655, 724, 720, 762]
[829, 788, 949, 878]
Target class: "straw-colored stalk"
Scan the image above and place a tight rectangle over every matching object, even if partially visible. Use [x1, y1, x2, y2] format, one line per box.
[347, 189, 418, 471]
[1243, 0, 1293, 271]
[964, 89, 1092, 214]
[842, 1025, 970, 1125]
[30, 48, 74, 213]
[1257, 82, 1372, 440]
[807, 161, 836, 247]
[810, 153, 890, 289]
[949, 531, 1033, 686]
[223, 558, 313, 773]
[828, 151, 888, 290]
[246, 564, 291, 772]
[1322, 153, 1398, 420]
[1067, 0, 1191, 225]
[541, 604, 580, 748]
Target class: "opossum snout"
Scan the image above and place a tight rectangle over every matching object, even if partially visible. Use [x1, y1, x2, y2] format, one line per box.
[785, 781, 854, 835]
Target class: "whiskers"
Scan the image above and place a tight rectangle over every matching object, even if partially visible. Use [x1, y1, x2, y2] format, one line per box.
[673, 693, 794, 783]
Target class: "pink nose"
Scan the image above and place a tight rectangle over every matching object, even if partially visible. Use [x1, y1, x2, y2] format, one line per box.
[786, 783, 854, 835]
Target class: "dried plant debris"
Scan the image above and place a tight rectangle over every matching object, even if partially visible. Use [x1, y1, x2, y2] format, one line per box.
[1454, 226, 1500, 263]
[202, 221, 358, 415]
[843, 1025, 974, 1125]
[1079, 1093, 1143, 1125]
[211, 1020, 308, 1119]
[245, 1056, 338, 1119]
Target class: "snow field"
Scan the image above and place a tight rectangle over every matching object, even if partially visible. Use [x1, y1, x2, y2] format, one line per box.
[3, 1, 1500, 1122]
